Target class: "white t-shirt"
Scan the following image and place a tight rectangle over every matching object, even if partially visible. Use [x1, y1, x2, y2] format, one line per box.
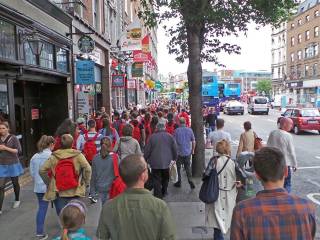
[208, 129, 232, 153]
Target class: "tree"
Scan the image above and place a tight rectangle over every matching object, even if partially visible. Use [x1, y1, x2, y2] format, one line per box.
[139, 0, 297, 177]
[256, 79, 272, 95]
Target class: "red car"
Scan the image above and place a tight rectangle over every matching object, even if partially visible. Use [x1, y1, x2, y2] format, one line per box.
[277, 108, 320, 135]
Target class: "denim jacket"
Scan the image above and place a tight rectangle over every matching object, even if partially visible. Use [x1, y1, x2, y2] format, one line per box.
[29, 148, 52, 193]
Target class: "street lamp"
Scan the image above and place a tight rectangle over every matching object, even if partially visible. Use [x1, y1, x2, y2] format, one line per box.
[26, 30, 44, 56]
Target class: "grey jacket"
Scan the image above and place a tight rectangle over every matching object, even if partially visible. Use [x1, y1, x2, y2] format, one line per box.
[144, 130, 178, 169]
[118, 136, 142, 160]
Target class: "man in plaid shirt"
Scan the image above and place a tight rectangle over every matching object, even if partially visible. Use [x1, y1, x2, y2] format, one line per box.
[231, 147, 316, 240]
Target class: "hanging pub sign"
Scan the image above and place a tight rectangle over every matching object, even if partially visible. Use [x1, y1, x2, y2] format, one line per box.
[133, 50, 151, 63]
[78, 35, 95, 54]
[76, 60, 95, 84]
[132, 62, 143, 77]
[112, 74, 125, 88]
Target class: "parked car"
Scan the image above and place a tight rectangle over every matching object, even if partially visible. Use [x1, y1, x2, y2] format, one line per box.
[224, 101, 244, 115]
[248, 96, 269, 115]
[277, 108, 320, 135]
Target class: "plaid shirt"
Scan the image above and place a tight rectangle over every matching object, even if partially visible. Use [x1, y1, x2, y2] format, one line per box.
[231, 188, 316, 240]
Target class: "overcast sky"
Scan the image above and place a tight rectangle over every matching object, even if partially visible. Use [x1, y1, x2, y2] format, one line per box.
[157, 23, 272, 76]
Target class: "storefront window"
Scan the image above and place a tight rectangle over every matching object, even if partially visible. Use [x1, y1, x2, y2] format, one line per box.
[56, 47, 68, 72]
[0, 79, 9, 121]
[40, 42, 54, 69]
[24, 42, 37, 65]
[0, 20, 16, 60]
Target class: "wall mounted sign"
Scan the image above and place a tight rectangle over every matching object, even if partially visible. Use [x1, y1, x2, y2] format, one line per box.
[77, 92, 90, 115]
[76, 60, 95, 84]
[133, 50, 151, 63]
[112, 74, 125, 88]
[31, 109, 39, 120]
[132, 62, 143, 77]
[78, 35, 95, 54]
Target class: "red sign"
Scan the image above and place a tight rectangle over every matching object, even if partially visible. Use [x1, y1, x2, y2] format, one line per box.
[31, 109, 39, 120]
[111, 59, 118, 69]
[141, 35, 150, 53]
[133, 50, 151, 63]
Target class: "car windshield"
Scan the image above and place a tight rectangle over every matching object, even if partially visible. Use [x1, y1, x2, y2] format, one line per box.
[254, 98, 267, 104]
[301, 109, 320, 117]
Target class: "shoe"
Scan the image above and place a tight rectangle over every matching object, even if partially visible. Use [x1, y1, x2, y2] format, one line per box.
[189, 181, 195, 189]
[88, 196, 98, 204]
[174, 181, 181, 188]
[36, 234, 48, 240]
[12, 201, 20, 209]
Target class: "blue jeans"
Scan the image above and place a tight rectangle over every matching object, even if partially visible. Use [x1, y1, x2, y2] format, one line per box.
[284, 166, 292, 193]
[214, 228, 224, 240]
[35, 193, 60, 235]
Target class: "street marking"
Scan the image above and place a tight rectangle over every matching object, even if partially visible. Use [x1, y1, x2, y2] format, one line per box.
[267, 119, 276, 123]
[307, 179, 320, 188]
[298, 166, 320, 170]
[307, 193, 320, 206]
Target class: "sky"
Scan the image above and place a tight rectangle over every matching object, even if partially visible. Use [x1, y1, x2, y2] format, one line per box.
[157, 23, 272, 76]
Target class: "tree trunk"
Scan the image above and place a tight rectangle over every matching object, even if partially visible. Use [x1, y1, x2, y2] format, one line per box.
[187, 27, 205, 177]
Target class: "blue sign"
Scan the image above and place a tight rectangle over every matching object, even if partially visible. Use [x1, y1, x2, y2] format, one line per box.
[76, 60, 95, 84]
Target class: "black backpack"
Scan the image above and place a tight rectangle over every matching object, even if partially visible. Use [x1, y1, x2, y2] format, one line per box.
[199, 156, 230, 204]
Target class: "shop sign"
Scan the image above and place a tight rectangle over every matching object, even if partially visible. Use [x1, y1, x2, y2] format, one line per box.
[112, 74, 125, 88]
[31, 109, 39, 120]
[76, 60, 95, 84]
[78, 35, 95, 54]
[89, 47, 104, 66]
[288, 81, 303, 88]
[303, 79, 320, 88]
[132, 62, 143, 77]
[118, 18, 142, 51]
[127, 79, 136, 89]
[133, 50, 151, 63]
[141, 35, 150, 53]
[77, 92, 90, 115]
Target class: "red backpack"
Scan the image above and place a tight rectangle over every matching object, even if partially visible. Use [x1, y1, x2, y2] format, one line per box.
[54, 158, 79, 191]
[109, 154, 126, 199]
[83, 132, 99, 162]
[131, 121, 141, 142]
[166, 122, 175, 135]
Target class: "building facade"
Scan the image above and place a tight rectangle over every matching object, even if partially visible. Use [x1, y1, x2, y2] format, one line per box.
[287, 0, 320, 107]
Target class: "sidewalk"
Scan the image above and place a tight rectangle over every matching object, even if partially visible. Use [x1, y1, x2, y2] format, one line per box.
[0, 149, 217, 240]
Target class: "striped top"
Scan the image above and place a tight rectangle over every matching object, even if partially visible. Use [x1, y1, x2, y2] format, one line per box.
[76, 131, 102, 152]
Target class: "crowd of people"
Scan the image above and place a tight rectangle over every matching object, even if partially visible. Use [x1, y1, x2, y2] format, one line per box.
[0, 103, 316, 240]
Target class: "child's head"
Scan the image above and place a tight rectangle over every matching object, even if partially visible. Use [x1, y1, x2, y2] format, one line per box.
[59, 200, 87, 240]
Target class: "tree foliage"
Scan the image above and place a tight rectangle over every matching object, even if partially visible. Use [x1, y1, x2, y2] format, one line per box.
[256, 79, 272, 95]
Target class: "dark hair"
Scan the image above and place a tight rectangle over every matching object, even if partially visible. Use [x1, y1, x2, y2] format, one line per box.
[102, 118, 111, 132]
[216, 118, 225, 129]
[87, 119, 96, 129]
[119, 154, 146, 187]
[167, 112, 174, 122]
[131, 111, 139, 119]
[157, 111, 163, 118]
[114, 111, 120, 118]
[60, 134, 74, 149]
[55, 118, 77, 137]
[150, 116, 159, 132]
[37, 135, 55, 152]
[122, 124, 133, 137]
[253, 147, 286, 182]
[140, 109, 146, 115]
[243, 121, 252, 131]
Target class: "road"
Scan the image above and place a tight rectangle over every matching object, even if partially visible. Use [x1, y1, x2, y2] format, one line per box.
[221, 108, 320, 235]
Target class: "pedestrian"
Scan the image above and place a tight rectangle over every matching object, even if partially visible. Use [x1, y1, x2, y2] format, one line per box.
[230, 147, 316, 240]
[30, 135, 59, 240]
[112, 111, 122, 134]
[0, 122, 24, 214]
[166, 112, 178, 135]
[95, 112, 104, 131]
[39, 134, 91, 209]
[118, 124, 141, 161]
[53, 118, 77, 151]
[130, 112, 146, 150]
[150, 115, 159, 134]
[142, 112, 152, 142]
[267, 117, 297, 192]
[90, 137, 119, 205]
[53, 200, 91, 240]
[173, 117, 196, 189]
[96, 154, 176, 240]
[179, 109, 190, 127]
[99, 118, 119, 152]
[236, 121, 255, 157]
[208, 118, 231, 155]
[205, 139, 238, 240]
[76, 117, 87, 135]
[205, 107, 217, 135]
[144, 122, 177, 199]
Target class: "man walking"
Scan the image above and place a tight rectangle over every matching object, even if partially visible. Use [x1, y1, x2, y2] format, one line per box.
[97, 154, 176, 240]
[173, 118, 196, 189]
[231, 147, 315, 240]
[206, 107, 217, 135]
[144, 122, 177, 199]
[267, 117, 297, 192]
[208, 118, 231, 155]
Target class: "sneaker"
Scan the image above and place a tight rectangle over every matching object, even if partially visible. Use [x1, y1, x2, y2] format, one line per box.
[88, 196, 98, 204]
[189, 181, 196, 189]
[174, 181, 181, 188]
[12, 201, 20, 209]
[36, 234, 48, 240]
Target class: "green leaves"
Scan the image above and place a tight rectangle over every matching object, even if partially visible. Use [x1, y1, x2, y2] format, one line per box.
[256, 79, 272, 94]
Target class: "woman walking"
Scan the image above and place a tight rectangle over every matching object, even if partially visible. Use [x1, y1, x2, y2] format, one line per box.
[0, 122, 24, 214]
[118, 124, 141, 161]
[30, 135, 60, 240]
[236, 121, 255, 158]
[205, 139, 238, 240]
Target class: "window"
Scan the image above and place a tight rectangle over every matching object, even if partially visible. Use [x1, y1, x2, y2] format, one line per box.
[315, 10, 319, 17]
[312, 63, 318, 76]
[298, 34, 302, 43]
[315, 26, 319, 37]
[0, 80, 9, 120]
[314, 44, 319, 56]
[56, 48, 68, 72]
[306, 15, 310, 22]
[305, 47, 309, 58]
[305, 30, 310, 40]
[93, 0, 100, 31]
[0, 20, 16, 60]
[290, 53, 295, 62]
[298, 50, 302, 60]
[291, 23, 295, 29]
[298, 19, 302, 25]
[305, 65, 309, 77]
[39, 42, 54, 69]
[271, 38, 274, 45]
[297, 64, 302, 77]
[24, 42, 37, 65]
[291, 36, 295, 46]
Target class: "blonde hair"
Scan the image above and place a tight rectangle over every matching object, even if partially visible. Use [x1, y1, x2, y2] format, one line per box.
[216, 139, 231, 155]
[59, 200, 86, 240]
[37, 135, 55, 152]
[100, 137, 112, 159]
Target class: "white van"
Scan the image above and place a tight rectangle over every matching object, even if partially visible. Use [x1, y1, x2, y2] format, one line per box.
[248, 96, 269, 115]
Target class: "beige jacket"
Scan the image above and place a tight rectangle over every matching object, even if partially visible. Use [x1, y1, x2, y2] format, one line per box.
[236, 129, 255, 157]
[39, 149, 92, 201]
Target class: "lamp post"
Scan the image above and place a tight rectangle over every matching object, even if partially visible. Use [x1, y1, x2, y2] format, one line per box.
[26, 30, 44, 56]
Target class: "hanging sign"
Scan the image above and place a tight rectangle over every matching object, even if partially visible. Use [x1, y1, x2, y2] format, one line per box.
[127, 79, 136, 89]
[112, 74, 125, 88]
[76, 60, 95, 84]
[132, 62, 143, 77]
[118, 18, 142, 51]
[141, 35, 150, 53]
[133, 50, 151, 63]
[78, 35, 95, 54]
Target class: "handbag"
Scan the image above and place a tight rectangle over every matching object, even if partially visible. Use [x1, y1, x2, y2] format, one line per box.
[109, 153, 126, 199]
[169, 161, 178, 183]
[199, 156, 230, 204]
[253, 132, 263, 150]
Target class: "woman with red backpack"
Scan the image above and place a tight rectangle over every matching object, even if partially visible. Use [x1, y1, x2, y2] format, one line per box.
[99, 118, 119, 152]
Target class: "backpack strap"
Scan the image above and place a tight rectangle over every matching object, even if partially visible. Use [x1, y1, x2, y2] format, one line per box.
[112, 153, 120, 177]
[92, 132, 100, 141]
[84, 132, 89, 141]
[217, 157, 230, 175]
